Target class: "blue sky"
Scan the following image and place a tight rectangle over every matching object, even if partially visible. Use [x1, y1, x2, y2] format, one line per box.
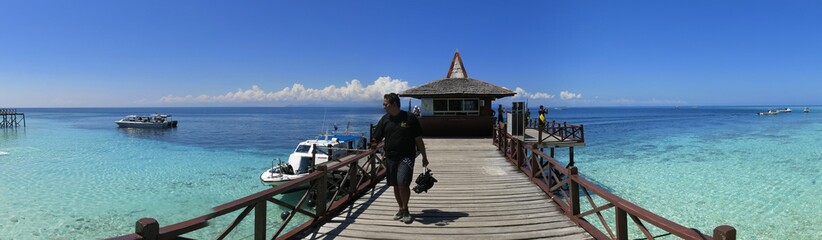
[1, 1, 821, 107]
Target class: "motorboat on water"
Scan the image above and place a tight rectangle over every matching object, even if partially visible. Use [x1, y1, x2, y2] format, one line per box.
[115, 114, 178, 128]
[804, 107, 810, 113]
[757, 110, 779, 116]
[261, 133, 367, 186]
[757, 107, 795, 116]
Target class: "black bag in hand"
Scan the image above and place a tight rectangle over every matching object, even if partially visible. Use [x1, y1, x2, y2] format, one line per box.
[413, 167, 437, 193]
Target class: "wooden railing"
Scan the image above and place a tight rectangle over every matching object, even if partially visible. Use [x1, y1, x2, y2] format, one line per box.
[526, 119, 585, 143]
[493, 127, 736, 240]
[109, 146, 385, 240]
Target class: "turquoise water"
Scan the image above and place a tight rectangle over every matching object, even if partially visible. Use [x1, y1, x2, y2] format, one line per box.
[0, 107, 819, 239]
[0, 108, 382, 239]
[552, 107, 821, 239]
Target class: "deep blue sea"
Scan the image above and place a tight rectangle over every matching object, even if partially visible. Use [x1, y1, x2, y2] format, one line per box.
[0, 106, 819, 239]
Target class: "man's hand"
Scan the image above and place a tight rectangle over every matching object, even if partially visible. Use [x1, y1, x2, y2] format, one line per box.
[422, 156, 429, 167]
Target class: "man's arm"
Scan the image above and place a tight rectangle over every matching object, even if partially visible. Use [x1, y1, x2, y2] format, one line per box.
[415, 136, 429, 167]
[370, 117, 385, 149]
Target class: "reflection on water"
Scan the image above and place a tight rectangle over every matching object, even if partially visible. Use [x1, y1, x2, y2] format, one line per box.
[1, 128, 25, 140]
[117, 127, 177, 139]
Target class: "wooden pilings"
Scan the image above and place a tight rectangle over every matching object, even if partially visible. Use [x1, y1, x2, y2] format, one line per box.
[0, 108, 25, 128]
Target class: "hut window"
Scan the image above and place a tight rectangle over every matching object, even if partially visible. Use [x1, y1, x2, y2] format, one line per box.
[463, 100, 478, 111]
[432, 98, 480, 116]
[434, 100, 448, 111]
[449, 100, 462, 111]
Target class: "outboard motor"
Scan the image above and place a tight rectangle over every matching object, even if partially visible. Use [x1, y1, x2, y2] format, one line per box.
[280, 163, 294, 175]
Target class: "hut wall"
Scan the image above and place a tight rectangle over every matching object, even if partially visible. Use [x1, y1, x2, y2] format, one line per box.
[421, 98, 433, 117]
[418, 116, 494, 137]
[480, 98, 493, 117]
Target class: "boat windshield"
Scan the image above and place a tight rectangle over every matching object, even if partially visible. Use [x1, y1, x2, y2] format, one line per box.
[295, 145, 311, 153]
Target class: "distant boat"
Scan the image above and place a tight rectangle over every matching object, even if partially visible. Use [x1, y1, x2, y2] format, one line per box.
[804, 107, 810, 113]
[115, 114, 178, 128]
[777, 108, 792, 113]
[758, 110, 778, 116]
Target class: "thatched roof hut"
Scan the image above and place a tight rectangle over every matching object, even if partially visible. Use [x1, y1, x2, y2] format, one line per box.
[399, 51, 515, 137]
[400, 77, 515, 99]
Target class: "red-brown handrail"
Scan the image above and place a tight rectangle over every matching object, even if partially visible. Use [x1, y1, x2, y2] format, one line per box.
[494, 127, 736, 240]
[528, 119, 585, 143]
[109, 145, 385, 240]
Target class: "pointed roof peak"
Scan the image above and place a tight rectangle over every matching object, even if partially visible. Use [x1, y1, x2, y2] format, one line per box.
[400, 50, 515, 100]
[446, 50, 467, 79]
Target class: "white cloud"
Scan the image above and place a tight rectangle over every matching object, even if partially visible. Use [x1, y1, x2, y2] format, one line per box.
[512, 87, 555, 100]
[560, 91, 582, 100]
[160, 77, 410, 104]
[610, 98, 686, 105]
[612, 98, 636, 104]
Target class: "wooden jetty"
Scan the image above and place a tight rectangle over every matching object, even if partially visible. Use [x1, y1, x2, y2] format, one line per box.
[301, 138, 592, 239]
[109, 52, 735, 239]
[110, 125, 736, 240]
[0, 108, 25, 128]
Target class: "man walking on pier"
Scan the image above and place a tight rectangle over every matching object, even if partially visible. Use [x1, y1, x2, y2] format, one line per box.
[371, 93, 429, 224]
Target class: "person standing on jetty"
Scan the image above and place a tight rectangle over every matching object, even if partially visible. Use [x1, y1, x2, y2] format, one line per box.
[538, 105, 547, 126]
[371, 93, 429, 224]
[497, 104, 505, 128]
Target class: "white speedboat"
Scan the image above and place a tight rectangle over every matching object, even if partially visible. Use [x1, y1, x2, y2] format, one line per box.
[261, 133, 366, 186]
[776, 108, 792, 113]
[758, 110, 778, 116]
[116, 114, 177, 128]
[804, 107, 810, 113]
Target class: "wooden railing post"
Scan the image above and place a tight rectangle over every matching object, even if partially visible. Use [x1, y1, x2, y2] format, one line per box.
[569, 166, 580, 216]
[254, 199, 266, 240]
[503, 137, 508, 158]
[327, 144, 333, 161]
[348, 162, 357, 199]
[311, 144, 317, 171]
[369, 152, 376, 189]
[135, 218, 159, 240]
[713, 225, 736, 240]
[569, 146, 575, 167]
[616, 207, 628, 240]
[530, 146, 539, 178]
[516, 140, 524, 167]
[501, 130, 507, 155]
[315, 165, 328, 217]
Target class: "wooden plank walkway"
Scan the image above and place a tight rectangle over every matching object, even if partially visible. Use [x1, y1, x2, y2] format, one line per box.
[300, 138, 592, 240]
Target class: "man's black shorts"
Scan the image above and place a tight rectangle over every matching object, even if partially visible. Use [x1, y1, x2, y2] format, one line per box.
[385, 156, 414, 187]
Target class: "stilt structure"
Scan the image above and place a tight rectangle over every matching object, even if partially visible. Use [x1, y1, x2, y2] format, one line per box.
[0, 108, 26, 128]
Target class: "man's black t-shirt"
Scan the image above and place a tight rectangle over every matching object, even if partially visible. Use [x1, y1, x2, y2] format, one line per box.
[372, 110, 422, 159]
